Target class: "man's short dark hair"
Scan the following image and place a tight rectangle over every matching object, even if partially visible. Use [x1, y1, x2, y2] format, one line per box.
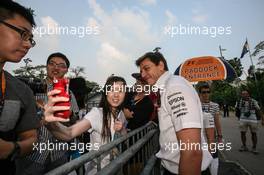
[196, 81, 210, 93]
[135, 51, 169, 71]
[0, 1, 36, 27]
[47, 52, 70, 68]
[241, 89, 250, 95]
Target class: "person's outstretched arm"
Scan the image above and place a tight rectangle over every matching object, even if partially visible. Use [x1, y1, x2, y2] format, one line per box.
[44, 89, 91, 141]
[46, 119, 91, 141]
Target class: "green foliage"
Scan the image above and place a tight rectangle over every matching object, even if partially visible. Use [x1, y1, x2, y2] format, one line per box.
[227, 57, 243, 77]
[85, 80, 99, 93]
[210, 80, 239, 107]
[209, 69, 264, 109]
[13, 64, 46, 80]
[244, 70, 264, 108]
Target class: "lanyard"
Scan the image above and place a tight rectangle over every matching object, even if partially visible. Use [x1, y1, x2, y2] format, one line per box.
[0, 71, 6, 99]
[0, 71, 6, 115]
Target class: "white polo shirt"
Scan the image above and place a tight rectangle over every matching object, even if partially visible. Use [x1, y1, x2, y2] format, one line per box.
[155, 72, 212, 174]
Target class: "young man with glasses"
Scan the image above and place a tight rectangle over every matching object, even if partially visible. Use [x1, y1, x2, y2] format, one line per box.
[197, 82, 223, 175]
[0, 1, 38, 175]
[16, 52, 79, 174]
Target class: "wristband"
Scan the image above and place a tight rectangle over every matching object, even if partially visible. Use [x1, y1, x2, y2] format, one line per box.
[9, 142, 21, 161]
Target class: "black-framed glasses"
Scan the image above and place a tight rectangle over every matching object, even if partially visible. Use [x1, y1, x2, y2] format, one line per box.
[48, 61, 68, 69]
[0, 20, 36, 47]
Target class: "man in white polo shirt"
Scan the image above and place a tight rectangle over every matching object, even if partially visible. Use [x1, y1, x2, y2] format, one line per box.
[135, 49, 212, 175]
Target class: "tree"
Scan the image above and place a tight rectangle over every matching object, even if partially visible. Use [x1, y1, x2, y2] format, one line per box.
[247, 65, 255, 79]
[86, 80, 101, 95]
[227, 57, 243, 77]
[70, 66, 85, 78]
[252, 41, 264, 67]
[13, 58, 46, 80]
[210, 80, 238, 107]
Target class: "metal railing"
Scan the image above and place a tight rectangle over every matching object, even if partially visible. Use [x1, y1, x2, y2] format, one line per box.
[45, 121, 160, 175]
[86, 101, 100, 111]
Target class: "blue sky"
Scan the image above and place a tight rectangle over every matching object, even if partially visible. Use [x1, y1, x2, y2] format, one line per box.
[6, 0, 264, 85]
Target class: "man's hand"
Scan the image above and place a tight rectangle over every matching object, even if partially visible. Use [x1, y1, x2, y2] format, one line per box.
[0, 139, 14, 159]
[123, 108, 134, 119]
[217, 135, 223, 143]
[44, 89, 70, 123]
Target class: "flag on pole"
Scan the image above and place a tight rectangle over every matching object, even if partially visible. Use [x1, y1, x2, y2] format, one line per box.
[240, 40, 249, 58]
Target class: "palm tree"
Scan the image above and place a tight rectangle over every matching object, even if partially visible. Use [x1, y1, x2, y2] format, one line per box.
[252, 41, 264, 67]
[70, 66, 85, 78]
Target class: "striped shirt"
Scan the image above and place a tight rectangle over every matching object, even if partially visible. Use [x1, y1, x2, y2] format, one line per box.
[201, 101, 220, 118]
[201, 101, 220, 143]
[26, 82, 79, 164]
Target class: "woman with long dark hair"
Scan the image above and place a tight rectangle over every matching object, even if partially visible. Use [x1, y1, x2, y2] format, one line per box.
[44, 76, 127, 174]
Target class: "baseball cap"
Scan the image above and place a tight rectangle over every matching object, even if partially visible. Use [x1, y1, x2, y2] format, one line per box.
[131, 73, 142, 80]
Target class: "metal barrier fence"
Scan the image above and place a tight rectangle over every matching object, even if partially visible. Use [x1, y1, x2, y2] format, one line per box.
[86, 102, 100, 112]
[45, 121, 160, 175]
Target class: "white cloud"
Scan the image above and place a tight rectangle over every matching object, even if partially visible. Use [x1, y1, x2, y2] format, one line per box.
[95, 42, 134, 84]
[87, 17, 100, 28]
[191, 6, 208, 24]
[87, 0, 159, 84]
[41, 16, 59, 29]
[165, 10, 177, 25]
[139, 0, 156, 5]
[38, 16, 60, 51]
[111, 8, 155, 45]
[87, 0, 158, 50]
[97, 42, 128, 68]
[88, 0, 110, 22]
[192, 14, 208, 23]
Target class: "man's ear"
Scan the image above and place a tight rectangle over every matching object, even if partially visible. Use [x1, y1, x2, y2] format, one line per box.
[158, 61, 165, 71]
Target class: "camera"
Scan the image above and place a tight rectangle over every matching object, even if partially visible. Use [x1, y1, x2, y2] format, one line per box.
[244, 111, 251, 118]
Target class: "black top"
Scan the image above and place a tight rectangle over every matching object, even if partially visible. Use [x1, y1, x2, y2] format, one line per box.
[126, 95, 154, 130]
[0, 71, 38, 175]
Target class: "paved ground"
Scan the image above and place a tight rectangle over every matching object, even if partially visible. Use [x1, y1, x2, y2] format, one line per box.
[219, 111, 264, 175]
[68, 111, 264, 175]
